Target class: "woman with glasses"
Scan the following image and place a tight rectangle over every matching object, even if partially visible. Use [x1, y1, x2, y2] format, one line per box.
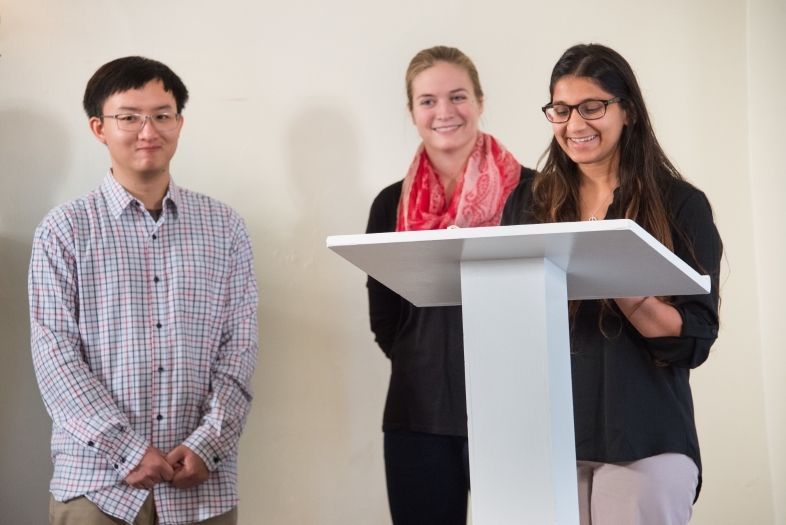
[502, 44, 722, 525]
[366, 46, 533, 525]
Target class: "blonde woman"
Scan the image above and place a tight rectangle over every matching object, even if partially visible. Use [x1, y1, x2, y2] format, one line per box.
[366, 46, 533, 524]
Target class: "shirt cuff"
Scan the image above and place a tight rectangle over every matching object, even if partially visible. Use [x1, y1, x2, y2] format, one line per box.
[678, 306, 719, 339]
[102, 426, 149, 479]
[183, 426, 223, 473]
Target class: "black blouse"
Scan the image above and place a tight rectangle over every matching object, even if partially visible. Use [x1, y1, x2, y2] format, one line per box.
[366, 167, 536, 437]
[501, 170, 722, 497]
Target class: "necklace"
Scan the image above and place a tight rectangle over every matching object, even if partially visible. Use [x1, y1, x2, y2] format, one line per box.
[580, 187, 616, 221]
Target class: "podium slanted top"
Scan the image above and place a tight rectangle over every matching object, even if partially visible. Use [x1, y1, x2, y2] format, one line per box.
[327, 219, 711, 307]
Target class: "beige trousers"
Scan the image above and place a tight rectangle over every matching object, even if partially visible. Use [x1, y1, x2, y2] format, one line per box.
[577, 453, 699, 525]
[50, 493, 238, 525]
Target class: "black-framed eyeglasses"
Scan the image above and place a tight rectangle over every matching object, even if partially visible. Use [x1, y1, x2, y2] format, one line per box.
[100, 113, 181, 132]
[542, 97, 622, 123]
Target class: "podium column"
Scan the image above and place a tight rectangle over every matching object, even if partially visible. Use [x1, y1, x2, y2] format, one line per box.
[460, 257, 579, 525]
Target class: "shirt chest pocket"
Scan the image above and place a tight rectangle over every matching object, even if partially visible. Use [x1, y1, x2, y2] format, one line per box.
[173, 255, 229, 321]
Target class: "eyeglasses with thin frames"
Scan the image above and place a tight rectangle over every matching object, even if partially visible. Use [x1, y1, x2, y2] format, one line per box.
[541, 97, 622, 123]
[100, 113, 181, 132]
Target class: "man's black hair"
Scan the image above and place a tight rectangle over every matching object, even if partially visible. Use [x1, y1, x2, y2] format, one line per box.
[83, 56, 189, 118]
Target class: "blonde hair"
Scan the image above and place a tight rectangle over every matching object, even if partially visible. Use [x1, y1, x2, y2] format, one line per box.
[405, 46, 483, 111]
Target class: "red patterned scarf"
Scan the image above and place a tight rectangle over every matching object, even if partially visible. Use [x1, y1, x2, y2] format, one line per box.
[396, 133, 521, 231]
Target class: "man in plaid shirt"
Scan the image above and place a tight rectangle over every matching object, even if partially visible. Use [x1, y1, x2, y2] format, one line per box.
[29, 57, 258, 525]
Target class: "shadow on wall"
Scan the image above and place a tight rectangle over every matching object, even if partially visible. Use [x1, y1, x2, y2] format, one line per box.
[0, 107, 72, 524]
[0, 107, 72, 236]
[242, 102, 390, 523]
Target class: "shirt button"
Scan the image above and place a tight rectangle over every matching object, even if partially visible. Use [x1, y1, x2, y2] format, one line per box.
[120, 456, 126, 463]
[158, 366, 164, 372]
[152, 234, 157, 240]
[156, 323, 162, 329]
[87, 441, 95, 447]
[153, 276, 160, 283]
[156, 414, 163, 421]
[114, 463, 119, 469]
[711, 328, 718, 336]
[213, 456, 220, 464]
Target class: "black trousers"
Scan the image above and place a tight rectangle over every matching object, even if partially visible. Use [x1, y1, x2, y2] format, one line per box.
[384, 430, 470, 525]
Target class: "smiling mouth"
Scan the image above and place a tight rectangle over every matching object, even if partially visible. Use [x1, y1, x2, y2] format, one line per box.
[570, 135, 597, 143]
[433, 125, 461, 133]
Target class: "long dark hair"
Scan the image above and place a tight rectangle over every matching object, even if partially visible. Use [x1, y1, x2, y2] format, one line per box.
[533, 44, 722, 338]
[533, 44, 681, 252]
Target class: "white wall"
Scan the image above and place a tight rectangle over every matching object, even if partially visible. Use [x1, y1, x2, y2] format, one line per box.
[0, 0, 779, 523]
[748, 0, 786, 523]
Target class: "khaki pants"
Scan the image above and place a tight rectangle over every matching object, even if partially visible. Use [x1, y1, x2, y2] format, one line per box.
[50, 493, 238, 525]
[577, 453, 699, 525]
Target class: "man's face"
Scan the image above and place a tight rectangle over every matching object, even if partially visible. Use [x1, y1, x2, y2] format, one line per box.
[89, 80, 184, 182]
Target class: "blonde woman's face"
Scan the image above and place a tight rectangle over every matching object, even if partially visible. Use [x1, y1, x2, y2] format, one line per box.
[410, 62, 483, 157]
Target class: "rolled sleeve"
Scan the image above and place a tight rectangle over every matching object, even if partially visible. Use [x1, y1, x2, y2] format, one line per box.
[643, 190, 722, 368]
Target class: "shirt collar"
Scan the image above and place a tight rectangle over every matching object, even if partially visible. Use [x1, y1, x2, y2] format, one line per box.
[101, 171, 182, 220]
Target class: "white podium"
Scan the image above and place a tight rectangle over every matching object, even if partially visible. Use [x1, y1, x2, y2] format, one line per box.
[327, 219, 710, 525]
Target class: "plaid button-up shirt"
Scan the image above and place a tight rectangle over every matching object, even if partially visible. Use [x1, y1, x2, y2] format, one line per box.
[29, 172, 258, 524]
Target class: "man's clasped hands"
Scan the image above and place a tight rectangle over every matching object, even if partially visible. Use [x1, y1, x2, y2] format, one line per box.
[125, 445, 209, 491]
